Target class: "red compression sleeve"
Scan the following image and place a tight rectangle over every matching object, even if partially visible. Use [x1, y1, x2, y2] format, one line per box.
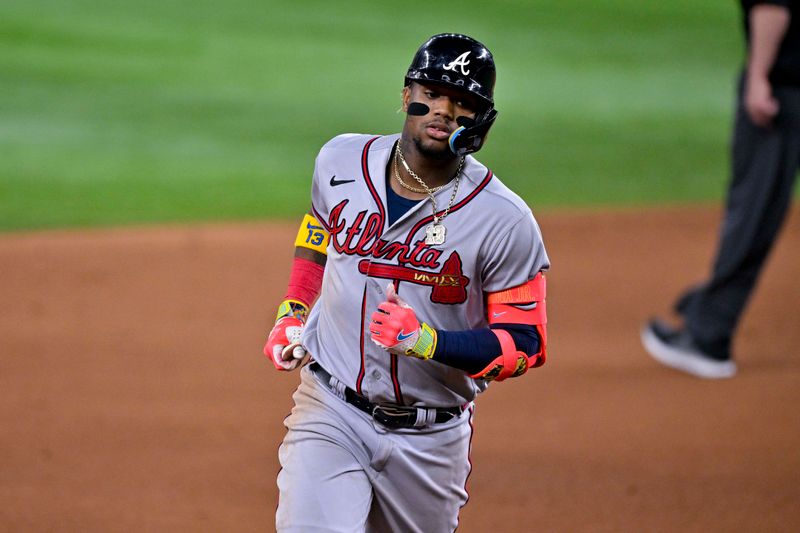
[285, 257, 324, 308]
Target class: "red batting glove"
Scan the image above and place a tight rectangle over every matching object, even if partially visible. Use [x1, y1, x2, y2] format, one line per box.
[264, 316, 307, 371]
[369, 284, 436, 359]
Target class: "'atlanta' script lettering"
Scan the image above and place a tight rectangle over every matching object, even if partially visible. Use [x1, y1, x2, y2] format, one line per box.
[328, 200, 442, 268]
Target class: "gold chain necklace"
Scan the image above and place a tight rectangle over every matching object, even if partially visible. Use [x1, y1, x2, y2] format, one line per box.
[393, 142, 464, 245]
[395, 147, 450, 194]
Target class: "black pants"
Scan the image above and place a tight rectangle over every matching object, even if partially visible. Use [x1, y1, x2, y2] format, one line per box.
[677, 73, 800, 357]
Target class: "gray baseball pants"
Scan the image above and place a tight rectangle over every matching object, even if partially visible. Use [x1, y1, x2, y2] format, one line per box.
[276, 365, 473, 533]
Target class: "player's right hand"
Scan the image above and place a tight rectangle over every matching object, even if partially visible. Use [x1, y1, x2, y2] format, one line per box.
[265, 299, 311, 371]
[264, 316, 307, 371]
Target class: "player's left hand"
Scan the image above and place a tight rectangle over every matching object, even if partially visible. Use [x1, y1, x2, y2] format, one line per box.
[369, 284, 437, 359]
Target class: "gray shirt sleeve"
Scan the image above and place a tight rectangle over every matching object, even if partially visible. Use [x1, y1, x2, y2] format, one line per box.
[480, 209, 549, 294]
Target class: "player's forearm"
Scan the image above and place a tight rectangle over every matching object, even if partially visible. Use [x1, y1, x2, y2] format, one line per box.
[283, 213, 329, 307]
[433, 325, 540, 375]
[295, 246, 327, 266]
[284, 255, 324, 309]
[748, 4, 791, 78]
[264, 216, 328, 370]
[370, 277, 548, 380]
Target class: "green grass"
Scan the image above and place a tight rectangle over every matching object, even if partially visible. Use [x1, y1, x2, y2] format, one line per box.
[0, 0, 744, 230]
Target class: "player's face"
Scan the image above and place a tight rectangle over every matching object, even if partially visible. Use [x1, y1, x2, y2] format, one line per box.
[402, 82, 480, 159]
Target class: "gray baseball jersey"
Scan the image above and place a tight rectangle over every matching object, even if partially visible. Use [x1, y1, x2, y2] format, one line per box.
[278, 132, 549, 532]
[302, 133, 549, 406]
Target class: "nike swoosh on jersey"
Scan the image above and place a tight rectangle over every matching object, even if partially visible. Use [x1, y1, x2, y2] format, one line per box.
[330, 175, 356, 187]
[397, 331, 415, 341]
[492, 311, 507, 318]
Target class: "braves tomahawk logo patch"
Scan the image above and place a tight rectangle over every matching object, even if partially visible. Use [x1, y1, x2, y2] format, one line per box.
[358, 253, 470, 305]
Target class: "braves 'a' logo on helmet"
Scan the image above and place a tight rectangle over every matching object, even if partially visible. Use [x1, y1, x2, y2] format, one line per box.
[442, 51, 471, 75]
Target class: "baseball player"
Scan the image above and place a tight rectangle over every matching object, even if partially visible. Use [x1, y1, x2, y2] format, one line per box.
[264, 33, 549, 532]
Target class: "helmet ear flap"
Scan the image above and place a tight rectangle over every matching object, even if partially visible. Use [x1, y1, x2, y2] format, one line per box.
[449, 108, 498, 156]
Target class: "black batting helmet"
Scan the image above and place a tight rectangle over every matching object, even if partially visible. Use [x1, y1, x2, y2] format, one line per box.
[405, 33, 496, 110]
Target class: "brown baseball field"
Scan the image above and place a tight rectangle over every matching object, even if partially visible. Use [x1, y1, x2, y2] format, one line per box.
[1, 205, 798, 532]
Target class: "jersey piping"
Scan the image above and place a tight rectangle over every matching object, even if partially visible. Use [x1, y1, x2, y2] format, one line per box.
[355, 136, 386, 394]
[356, 286, 368, 394]
[390, 279, 404, 404]
[361, 136, 386, 231]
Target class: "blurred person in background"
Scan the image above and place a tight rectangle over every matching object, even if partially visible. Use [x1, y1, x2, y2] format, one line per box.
[642, 0, 800, 378]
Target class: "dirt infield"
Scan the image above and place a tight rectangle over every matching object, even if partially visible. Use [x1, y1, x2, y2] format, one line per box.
[1, 206, 798, 532]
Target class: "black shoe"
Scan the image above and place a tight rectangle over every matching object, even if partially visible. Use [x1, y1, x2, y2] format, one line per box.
[641, 319, 736, 379]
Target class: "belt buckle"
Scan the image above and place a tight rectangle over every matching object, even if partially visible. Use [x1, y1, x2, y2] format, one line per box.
[371, 404, 411, 429]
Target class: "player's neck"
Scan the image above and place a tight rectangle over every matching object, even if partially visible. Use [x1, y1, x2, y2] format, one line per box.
[396, 139, 461, 191]
[390, 145, 429, 200]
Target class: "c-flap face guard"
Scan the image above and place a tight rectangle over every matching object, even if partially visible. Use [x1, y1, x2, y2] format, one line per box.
[449, 108, 498, 156]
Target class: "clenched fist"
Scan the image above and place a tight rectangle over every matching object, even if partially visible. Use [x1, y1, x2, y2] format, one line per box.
[369, 284, 437, 360]
[264, 300, 309, 371]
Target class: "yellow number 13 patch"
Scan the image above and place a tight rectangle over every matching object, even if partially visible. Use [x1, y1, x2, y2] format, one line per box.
[294, 213, 330, 254]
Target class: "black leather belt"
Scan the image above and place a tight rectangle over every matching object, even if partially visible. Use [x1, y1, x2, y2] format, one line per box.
[309, 362, 464, 429]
